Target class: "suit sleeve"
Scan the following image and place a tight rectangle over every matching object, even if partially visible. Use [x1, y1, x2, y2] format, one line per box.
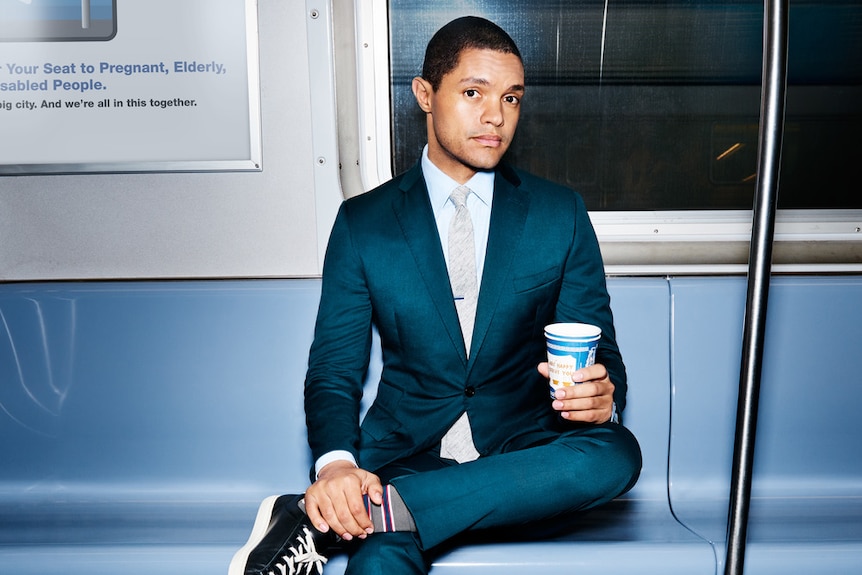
[555, 193, 628, 413]
[304, 203, 372, 464]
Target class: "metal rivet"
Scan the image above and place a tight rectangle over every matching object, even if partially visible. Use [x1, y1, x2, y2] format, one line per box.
[310, 8, 319, 19]
[317, 157, 326, 165]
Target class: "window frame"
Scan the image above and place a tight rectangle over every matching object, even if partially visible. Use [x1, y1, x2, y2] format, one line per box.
[342, 0, 862, 275]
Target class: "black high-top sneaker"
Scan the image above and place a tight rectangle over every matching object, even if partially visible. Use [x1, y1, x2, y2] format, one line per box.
[229, 494, 339, 575]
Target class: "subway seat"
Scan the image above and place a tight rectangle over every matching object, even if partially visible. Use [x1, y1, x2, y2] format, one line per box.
[1, 277, 860, 574]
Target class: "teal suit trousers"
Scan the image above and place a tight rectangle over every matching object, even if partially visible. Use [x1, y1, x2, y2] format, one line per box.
[344, 423, 641, 574]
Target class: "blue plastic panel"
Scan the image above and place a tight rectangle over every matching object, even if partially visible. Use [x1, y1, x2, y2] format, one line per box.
[668, 276, 862, 564]
[0, 281, 322, 492]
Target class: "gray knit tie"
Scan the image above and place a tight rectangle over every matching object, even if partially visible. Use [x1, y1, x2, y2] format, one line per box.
[441, 185, 480, 463]
[447, 185, 478, 356]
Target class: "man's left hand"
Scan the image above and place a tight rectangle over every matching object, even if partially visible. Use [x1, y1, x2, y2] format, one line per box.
[537, 362, 615, 424]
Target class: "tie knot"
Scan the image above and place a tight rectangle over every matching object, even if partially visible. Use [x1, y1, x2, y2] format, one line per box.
[450, 185, 471, 208]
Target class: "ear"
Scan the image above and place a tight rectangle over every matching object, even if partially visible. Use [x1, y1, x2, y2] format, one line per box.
[412, 76, 433, 113]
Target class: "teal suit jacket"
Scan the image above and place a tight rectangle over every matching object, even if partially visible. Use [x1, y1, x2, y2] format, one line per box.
[304, 162, 626, 474]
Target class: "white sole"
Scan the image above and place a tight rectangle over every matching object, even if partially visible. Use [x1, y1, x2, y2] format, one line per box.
[228, 495, 281, 575]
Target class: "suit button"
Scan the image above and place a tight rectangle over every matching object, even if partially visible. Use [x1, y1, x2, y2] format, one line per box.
[464, 386, 476, 397]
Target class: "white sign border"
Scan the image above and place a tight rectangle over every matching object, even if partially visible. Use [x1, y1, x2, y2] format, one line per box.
[0, 0, 262, 175]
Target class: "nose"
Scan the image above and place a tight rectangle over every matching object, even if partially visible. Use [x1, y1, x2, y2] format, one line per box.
[480, 98, 504, 127]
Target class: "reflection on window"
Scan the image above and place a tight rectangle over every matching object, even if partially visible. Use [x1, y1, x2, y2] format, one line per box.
[389, 0, 862, 211]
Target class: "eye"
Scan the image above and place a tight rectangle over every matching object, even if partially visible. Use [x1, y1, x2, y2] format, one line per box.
[504, 94, 521, 105]
[464, 89, 479, 98]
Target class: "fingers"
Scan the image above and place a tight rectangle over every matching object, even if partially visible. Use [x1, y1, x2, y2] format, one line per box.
[364, 475, 384, 506]
[537, 362, 550, 378]
[304, 466, 381, 540]
[570, 363, 607, 384]
[536, 362, 605, 384]
[548, 363, 615, 423]
[552, 390, 613, 422]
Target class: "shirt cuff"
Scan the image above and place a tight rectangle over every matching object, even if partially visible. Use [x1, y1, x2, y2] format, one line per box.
[610, 401, 620, 424]
[314, 450, 358, 479]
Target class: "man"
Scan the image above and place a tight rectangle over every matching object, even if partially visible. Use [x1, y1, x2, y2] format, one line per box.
[231, 15, 641, 575]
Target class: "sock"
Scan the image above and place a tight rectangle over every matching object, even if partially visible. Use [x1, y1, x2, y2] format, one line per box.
[364, 484, 416, 533]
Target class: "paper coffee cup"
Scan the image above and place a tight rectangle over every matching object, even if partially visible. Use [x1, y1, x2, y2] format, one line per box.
[544, 323, 601, 398]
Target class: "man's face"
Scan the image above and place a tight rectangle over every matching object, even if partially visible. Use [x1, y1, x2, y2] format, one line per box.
[413, 48, 525, 184]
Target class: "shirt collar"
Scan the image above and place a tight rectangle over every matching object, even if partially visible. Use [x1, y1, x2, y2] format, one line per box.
[421, 145, 495, 213]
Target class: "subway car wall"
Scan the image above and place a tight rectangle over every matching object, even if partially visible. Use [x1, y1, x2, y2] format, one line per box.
[0, 0, 332, 281]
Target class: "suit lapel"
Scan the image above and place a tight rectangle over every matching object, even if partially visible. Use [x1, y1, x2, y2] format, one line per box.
[391, 163, 529, 365]
[470, 167, 529, 365]
[392, 164, 467, 361]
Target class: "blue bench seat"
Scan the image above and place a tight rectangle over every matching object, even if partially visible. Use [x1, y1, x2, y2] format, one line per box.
[1, 276, 860, 574]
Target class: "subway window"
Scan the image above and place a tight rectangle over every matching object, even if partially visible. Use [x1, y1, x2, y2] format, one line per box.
[387, 0, 862, 212]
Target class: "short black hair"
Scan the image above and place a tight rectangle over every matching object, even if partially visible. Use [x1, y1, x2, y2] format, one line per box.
[421, 16, 522, 91]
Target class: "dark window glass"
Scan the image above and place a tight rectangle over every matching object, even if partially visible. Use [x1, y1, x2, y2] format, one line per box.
[389, 0, 862, 210]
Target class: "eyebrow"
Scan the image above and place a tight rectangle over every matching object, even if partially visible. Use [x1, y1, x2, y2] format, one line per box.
[458, 77, 525, 93]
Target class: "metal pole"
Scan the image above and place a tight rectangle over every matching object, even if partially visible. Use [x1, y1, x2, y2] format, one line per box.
[81, 0, 91, 29]
[724, 0, 789, 574]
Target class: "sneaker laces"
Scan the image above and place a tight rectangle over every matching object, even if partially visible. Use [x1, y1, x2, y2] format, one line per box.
[267, 527, 329, 575]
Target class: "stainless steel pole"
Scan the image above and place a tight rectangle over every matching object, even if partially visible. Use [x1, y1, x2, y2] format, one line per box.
[81, 0, 91, 29]
[724, 0, 789, 573]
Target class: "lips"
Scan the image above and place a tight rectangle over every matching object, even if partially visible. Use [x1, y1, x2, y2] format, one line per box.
[473, 134, 503, 147]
